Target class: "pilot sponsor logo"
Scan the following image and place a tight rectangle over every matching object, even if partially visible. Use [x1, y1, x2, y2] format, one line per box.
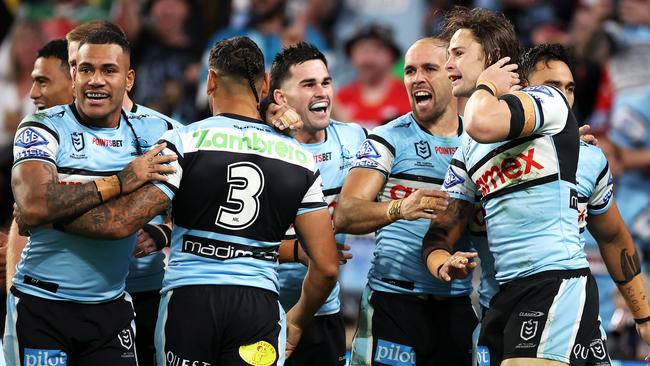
[374, 340, 416, 366]
[192, 129, 308, 164]
[92, 137, 123, 147]
[238, 341, 277, 366]
[476, 346, 490, 366]
[474, 147, 548, 196]
[357, 140, 381, 159]
[24, 348, 67, 366]
[166, 350, 211, 366]
[16, 128, 49, 148]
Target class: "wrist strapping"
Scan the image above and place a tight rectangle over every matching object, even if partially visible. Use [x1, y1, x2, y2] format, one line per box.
[476, 80, 497, 96]
[142, 224, 171, 251]
[94, 175, 122, 203]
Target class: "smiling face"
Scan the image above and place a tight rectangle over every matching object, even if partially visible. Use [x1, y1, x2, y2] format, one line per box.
[404, 39, 453, 124]
[277, 59, 333, 133]
[74, 43, 132, 126]
[446, 29, 487, 97]
[30, 56, 73, 110]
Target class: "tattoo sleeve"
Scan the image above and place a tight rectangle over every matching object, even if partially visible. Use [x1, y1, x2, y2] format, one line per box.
[63, 184, 171, 240]
[617, 248, 642, 285]
[422, 198, 472, 261]
[43, 164, 103, 223]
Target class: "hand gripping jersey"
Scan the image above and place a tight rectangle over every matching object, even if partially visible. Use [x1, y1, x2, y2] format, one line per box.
[153, 113, 327, 294]
[124, 105, 183, 294]
[352, 113, 473, 296]
[476, 142, 614, 306]
[278, 120, 366, 315]
[443, 85, 586, 284]
[12, 104, 174, 302]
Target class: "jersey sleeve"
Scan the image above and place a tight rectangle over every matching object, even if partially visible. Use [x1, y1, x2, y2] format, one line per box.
[441, 148, 478, 204]
[587, 157, 614, 216]
[152, 129, 184, 200]
[500, 85, 570, 139]
[13, 116, 60, 167]
[297, 170, 327, 216]
[608, 105, 647, 149]
[351, 132, 395, 177]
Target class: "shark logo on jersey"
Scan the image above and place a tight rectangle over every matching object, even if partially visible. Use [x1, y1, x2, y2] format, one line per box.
[71, 132, 84, 152]
[414, 141, 431, 159]
[357, 140, 381, 159]
[443, 167, 465, 189]
[16, 128, 49, 149]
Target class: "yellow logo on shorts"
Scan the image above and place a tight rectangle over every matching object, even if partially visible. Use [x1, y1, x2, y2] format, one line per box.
[238, 341, 277, 366]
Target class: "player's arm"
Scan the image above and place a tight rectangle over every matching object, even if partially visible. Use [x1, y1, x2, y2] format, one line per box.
[587, 200, 650, 343]
[334, 168, 448, 234]
[421, 198, 475, 281]
[5, 219, 27, 292]
[285, 208, 339, 357]
[12, 144, 176, 231]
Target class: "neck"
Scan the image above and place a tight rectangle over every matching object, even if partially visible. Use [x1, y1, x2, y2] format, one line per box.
[295, 126, 326, 144]
[211, 92, 261, 120]
[74, 101, 121, 128]
[415, 102, 459, 137]
[457, 96, 468, 117]
[122, 93, 134, 111]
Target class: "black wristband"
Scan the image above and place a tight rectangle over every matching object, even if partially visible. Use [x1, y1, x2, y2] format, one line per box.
[475, 84, 496, 96]
[142, 224, 171, 251]
[293, 240, 300, 263]
[634, 316, 650, 325]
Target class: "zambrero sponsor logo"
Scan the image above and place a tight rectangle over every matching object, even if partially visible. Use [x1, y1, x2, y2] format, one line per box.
[472, 139, 557, 197]
[191, 129, 308, 165]
[238, 341, 276, 366]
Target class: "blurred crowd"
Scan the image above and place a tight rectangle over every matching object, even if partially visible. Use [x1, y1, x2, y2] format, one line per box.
[1, 0, 650, 360]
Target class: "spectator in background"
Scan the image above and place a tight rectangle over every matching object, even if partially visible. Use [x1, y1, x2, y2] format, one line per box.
[116, 0, 204, 124]
[334, 24, 410, 128]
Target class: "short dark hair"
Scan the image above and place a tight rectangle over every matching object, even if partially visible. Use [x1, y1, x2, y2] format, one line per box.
[78, 28, 131, 55]
[270, 42, 327, 93]
[37, 39, 69, 70]
[442, 6, 520, 67]
[519, 44, 575, 84]
[67, 20, 126, 43]
[208, 36, 265, 104]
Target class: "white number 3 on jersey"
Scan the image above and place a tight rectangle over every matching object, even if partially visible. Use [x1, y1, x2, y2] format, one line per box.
[216, 162, 265, 230]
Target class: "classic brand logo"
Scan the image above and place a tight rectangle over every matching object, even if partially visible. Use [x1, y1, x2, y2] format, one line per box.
[71, 132, 84, 152]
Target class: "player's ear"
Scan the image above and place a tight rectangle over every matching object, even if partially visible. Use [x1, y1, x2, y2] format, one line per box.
[206, 69, 218, 97]
[126, 69, 135, 92]
[259, 72, 270, 99]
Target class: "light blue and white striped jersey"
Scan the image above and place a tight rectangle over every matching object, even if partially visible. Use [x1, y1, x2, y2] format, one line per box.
[153, 113, 327, 294]
[442, 85, 585, 284]
[278, 120, 366, 316]
[352, 113, 473, 296]
[12, 104, 174, 302]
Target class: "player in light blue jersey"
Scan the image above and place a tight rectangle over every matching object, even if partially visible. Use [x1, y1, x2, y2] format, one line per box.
[7, 29, 177, 366]
[55, 36, 339, 366]
[267, 42, 366, 366]
[335, 37, 476, 366]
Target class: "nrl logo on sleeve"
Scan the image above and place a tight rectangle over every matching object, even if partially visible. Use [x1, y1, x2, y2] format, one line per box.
[443, 167, 465, 189]
[357, 140, 381, 159]
[16, 128, 49, 148]
[414, 140, 431, 159]
[71, 132, 85, 152]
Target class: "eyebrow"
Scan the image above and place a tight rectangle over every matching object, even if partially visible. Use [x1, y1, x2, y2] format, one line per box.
[77, 62, 119, 68]
[544, 79, 575, 87]
[299, 77, 332, 84]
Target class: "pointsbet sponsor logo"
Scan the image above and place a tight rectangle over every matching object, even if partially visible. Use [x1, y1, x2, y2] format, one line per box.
[24, 348, 67, 366]
[192, 129, 308, 164]
[374, 339, 416, 366]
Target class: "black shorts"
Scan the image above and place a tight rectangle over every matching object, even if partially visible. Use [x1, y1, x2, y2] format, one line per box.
[4, 287, 137, 366]
[132, 289, 161, 366]
[350, 286, 477, 366]
[284, 312, 346, 366]
[477, 268, 611, 366]
[155, 285, 284, 366]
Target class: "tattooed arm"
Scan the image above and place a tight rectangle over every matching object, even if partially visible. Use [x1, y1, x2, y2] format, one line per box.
[12, 144, 176, 232]
[587, 199, 650, 342]
[61, 183, 171, 240]
[421, 198, 474, 281]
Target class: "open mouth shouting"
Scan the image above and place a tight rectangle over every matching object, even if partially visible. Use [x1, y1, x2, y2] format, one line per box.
[308, 100, 329, 117]
[413, 90, 433, 107]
